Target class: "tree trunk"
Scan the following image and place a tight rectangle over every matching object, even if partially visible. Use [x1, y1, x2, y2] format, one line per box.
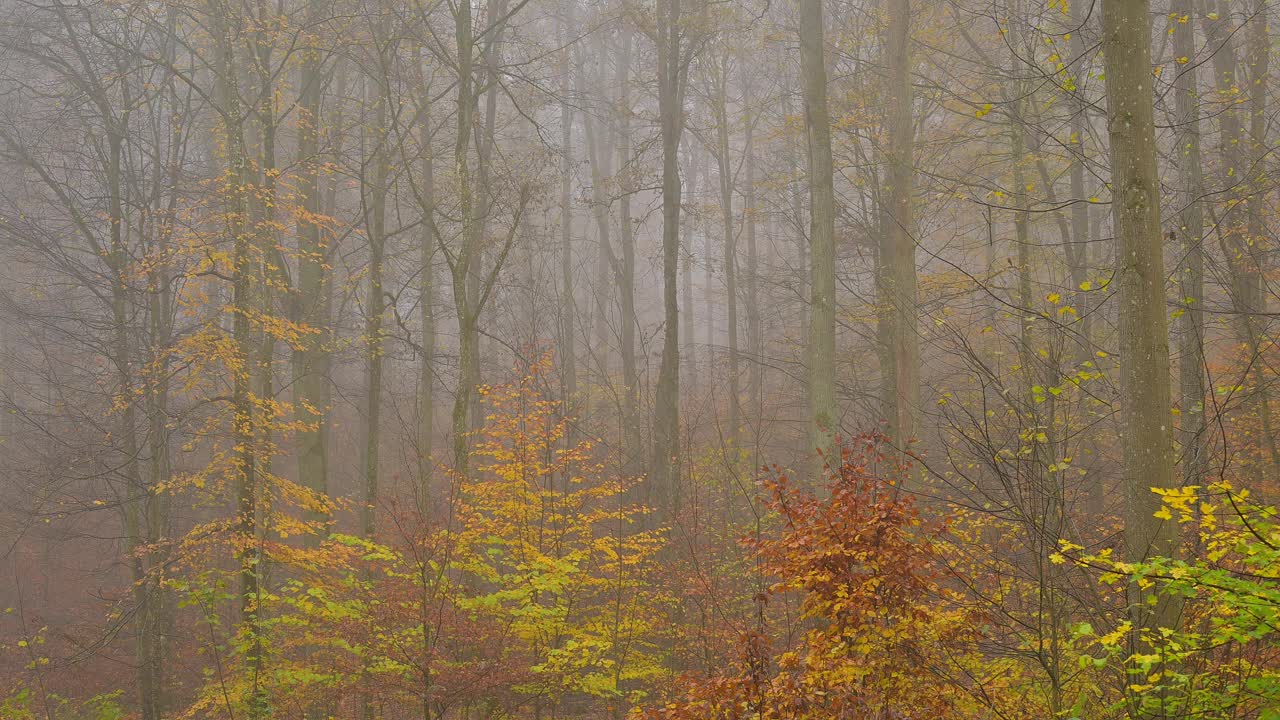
[559, 14, 578, 416]
[417, 75, 437, 518]
[800, 0, 836, 461]
[362, 64, 389, 544]
[740, 56, 762, 441]
[1100, 0, 1179, 640]
[651, 0, 686, 516]
[1202, 0, 1275, 483]
[682, 148, 697, 395]
[1069, 0, 1101, 516]
[294, 0, 329, 530]
[617, 31, 640, 473]
[1173, 0, 1207, 495]
[879, 0, 919, 469]
[713, 58, 741, 452]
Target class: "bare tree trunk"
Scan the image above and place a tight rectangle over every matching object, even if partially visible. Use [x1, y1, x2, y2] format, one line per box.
[740, 56, 762, 440]
[1245, 0, 1276, 476]
[617, 31, 640, 472]
[559, 13, 578, 415]
[1100, 0, 1179, 643]
[682, 148, 697, 395]
[651, 0, 687, 516]
[574, 32, 622, 428]
[216, 18, 266, 711]
[1173, 0, 1207, 494]
[712, 65, 741, 450]
[362, 56, 389, 547]
[878, 0, 919, 470]
[1068, 1, 1102, 517]
[107, 129, 160, 720]
[800, 0, 836, 461]
[711, 64, 742, 448]
[416, 74, 437, 518]
[783, 86, 809, 431]
[1202, 0, 1274, 484]
[450, 0, 478, 475]
[294, 0, 329, 531]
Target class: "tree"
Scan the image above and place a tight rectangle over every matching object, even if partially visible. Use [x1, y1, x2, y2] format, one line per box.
[1099, 0, 1178, 638]
[650, 0, 693, 514]
[878, 0, 919, 468]
[799, 0, 836, 462]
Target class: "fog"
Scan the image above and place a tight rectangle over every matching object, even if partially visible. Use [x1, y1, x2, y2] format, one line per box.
[0, 0, 1276, 717]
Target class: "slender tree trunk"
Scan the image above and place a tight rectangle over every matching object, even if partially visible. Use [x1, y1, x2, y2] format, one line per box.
[107, 128, 160, 720]
[1174, 0, 1207, 494]
[879, 0, 919, 469]
[1245, 0, 1276, 476]
[783, 86, 809, 432]
[451, 0, 478, 475]
[212, 11, 266, 714]
[651, 0, 686, 516]
[617, 31, 639, 472]
[362, 61, 389, 545]
[559, 14, 578, 415]
[800, 0, 836, 461]
[1068, 0, 1102, 516]
[574, 35, 623, 428]
[713, 59, 741, 452]
[416, 76, 437, 518]
[682, 148, 697, 395]
[1202, 0, 1274, 484]
[294, 0, 329, 530]
[740, 56, 762, 439]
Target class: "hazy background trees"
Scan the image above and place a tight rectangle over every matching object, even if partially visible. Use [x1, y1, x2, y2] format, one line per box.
[0, 0, 1277, 717]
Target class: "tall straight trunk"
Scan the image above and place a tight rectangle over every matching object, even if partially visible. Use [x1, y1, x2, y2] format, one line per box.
[740, 57, 762, 435]
[651, 0, 686, 515]
[702, 150, 714, 379]
[800, 0, 837, 460]
[106, 128, 160, 720]
[682, 149, 697, 393]
[143, 153, 177, 720]
[1245, 0, 1276, 475]
[319, 63, 344, 496]
[617, 31, 639, 470]
[294, 0, 329, 529]
[879, 0, 918, 466]
[214, 12, 266, 711]
[464, 0, 509, 430]
[1069, 0, 1101, 516]
[1067, 5, 1093, 367]
[713, 61, 741, 451]
[1173, 0, 1207, 493]
[559, 14, 577, 413]
[573, 35, 621, 424]
[783, 87, 809, 427]
[1011, 11, 1066, 710]
[417, 79, 437, 517]
[1100, 0, 1179, 642]
[451, 0, 478, 475]
[362, 69, 388, 543]
[1202, 0, 1275, 482]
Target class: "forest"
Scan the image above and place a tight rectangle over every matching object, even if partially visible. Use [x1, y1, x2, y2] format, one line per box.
[0, 0, 1278, 717]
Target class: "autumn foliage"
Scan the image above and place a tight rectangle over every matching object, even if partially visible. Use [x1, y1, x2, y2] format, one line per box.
[161, 362, 669, 718]
[646, 438, 978, 719]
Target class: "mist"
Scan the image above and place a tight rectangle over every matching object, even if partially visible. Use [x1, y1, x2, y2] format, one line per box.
[0, 0, 1276, 717]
